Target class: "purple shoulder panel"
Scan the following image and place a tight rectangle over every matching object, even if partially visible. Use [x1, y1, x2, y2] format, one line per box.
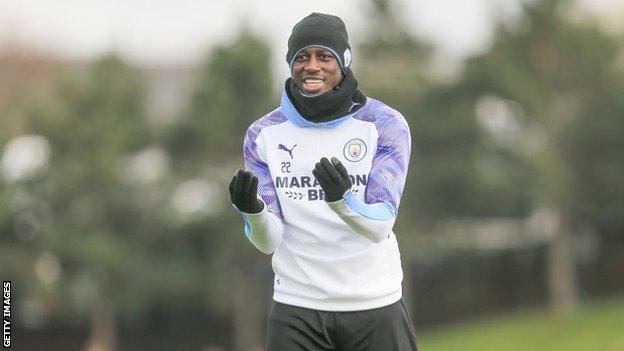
[244, 109, 287, 218]
[354, 99, 411, 214]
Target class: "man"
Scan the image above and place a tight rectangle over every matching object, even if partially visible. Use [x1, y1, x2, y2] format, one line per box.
[229, 12, 417, 350]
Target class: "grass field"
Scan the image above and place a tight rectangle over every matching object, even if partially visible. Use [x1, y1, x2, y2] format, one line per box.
[418, 296, 624, 351]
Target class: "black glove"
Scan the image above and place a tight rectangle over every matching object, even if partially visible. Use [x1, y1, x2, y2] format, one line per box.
[312, 157, 352, 202]
[229, 170, 264, 213]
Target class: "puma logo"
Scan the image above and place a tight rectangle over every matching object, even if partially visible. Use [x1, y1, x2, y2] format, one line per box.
[278, 144, 297, 159]
[348, 101, 362, 112]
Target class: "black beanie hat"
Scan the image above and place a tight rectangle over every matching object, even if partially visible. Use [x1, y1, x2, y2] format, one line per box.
[286, 13, 352, 73]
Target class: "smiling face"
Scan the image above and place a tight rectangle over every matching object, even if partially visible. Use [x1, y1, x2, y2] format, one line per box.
[292, 47, 343, 96]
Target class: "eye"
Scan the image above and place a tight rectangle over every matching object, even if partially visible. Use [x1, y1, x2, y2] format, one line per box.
[295, 54, 308, 62]
[318, 54, 333, 61]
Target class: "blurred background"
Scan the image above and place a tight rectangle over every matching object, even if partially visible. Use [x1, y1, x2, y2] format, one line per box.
[1, 0, 623, 350]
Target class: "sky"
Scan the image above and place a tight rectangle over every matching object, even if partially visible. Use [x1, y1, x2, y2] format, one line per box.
[0, 0, 622, 78]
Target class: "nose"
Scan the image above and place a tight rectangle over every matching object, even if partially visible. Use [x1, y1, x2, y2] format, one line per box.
[305, 56, 321, 71]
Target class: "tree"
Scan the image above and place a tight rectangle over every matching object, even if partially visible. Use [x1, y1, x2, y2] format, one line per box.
[356, 0, 494, 226]
[357, 0, 433, 109]
[455, 0, 623, 315]
[165, 28, 276, 351]
[168, 27, 274, 169]
[45, 55, 154, 350]
[0, 54, 183, 350]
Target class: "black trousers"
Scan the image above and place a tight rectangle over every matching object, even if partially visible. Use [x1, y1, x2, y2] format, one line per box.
[265, 298, 418, 351]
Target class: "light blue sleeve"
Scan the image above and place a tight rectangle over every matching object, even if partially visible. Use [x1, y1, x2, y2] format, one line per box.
[354, 108, 411, 218]
[236, 112, 287, 254]
[243, 111, 286, 219]
[327, 107, 411, 243]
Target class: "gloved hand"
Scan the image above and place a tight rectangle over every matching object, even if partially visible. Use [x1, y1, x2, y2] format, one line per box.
[312, 157, 352, 202]
[229, 170, 264, 213]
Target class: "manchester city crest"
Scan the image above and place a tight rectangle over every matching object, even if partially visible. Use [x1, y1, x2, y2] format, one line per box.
[343, 138, 367, 162]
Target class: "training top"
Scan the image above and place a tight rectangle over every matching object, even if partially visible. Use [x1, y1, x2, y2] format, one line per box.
[234, 91, 411, 311]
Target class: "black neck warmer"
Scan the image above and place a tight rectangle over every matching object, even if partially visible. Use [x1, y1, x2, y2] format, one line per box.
[286, 68, 366, 123]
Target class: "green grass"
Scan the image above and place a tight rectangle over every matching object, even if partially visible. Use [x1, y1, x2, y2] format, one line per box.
[418, 296, 624, 351]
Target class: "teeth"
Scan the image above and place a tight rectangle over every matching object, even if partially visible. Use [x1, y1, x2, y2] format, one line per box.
[305, 79, 322, 84]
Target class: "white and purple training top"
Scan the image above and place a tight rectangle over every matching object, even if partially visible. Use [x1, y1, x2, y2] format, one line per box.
[234, 90, 411, 311]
